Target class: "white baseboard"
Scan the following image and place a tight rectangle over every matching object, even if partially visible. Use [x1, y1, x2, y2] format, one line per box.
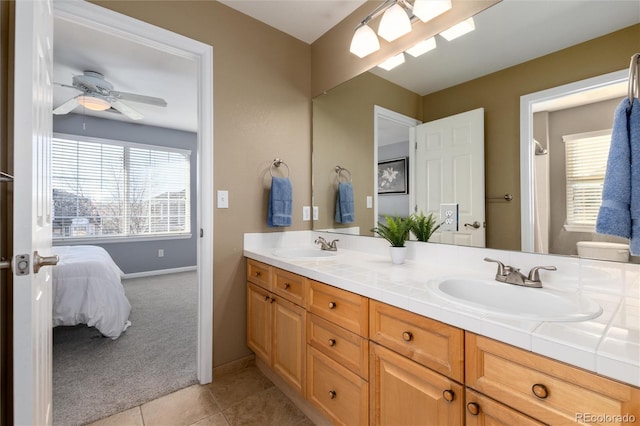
[122, 265, 197, 279]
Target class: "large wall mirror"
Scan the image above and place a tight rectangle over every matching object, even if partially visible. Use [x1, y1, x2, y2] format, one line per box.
[312, 0, 640, 261]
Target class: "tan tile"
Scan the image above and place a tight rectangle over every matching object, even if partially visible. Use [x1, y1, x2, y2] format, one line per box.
[213, 355, 255, 378]
[223, 387, 314, 426]
[141, 384, 220, 426]
[87, 406, 144, 426]
[207, 365, 274, 410]
[191, 412, 230, 426]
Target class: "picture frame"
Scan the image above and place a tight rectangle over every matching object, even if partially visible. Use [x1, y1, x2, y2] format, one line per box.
[377, 157, 408, 194]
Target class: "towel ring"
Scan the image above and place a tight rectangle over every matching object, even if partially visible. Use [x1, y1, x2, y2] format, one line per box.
[270, 158, 290, 177]
[335, 166, 352, 183]
[628, 53, 640, 102]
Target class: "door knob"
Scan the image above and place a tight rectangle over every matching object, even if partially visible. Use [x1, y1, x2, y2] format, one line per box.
[464, 221, 481, 229]
[33, 251, 59, 273]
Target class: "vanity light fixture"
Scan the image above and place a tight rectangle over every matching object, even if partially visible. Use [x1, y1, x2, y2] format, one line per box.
[77, 94, 111, 111]
[406, 36, 437, 57]
[440, 17, 476, 41]
[377, 52, 406, 71]
[377, 2, 412, 42]
[412, 0, 452, 22]
[350, 23, 381, 58]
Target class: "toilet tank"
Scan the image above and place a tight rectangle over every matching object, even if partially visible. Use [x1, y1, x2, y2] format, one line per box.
[576, 241, 630, 262]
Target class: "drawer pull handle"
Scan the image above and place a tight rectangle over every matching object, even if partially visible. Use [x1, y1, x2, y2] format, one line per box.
[402, 331, 413, 341]
[328, 390, 337, 399]
[466, 402, 480, 416]
[532, 383, 549, 399]
[442, 389, 455, 402]
[328, 338, 336, 347]
[328, 301, 337, 309]
[284, 283, 290, 290]
[264, 295, 270, 301]
[269, 297, 275, 304]
[255, 271, 261, 277]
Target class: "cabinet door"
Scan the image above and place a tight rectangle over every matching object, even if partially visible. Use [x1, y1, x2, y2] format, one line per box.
[465, 389, 544, 426]
[272, 296, 306, 396]
[247, 283, 272, 362]
[370, 343, 463, 426]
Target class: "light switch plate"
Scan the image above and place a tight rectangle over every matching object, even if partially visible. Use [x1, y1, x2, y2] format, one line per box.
[440, 203, 458, 232]
[366, 196, 373, 209]
[303, 206, 311, 221]
[217, 190, 229, 208]
[313, 206, 319, 221]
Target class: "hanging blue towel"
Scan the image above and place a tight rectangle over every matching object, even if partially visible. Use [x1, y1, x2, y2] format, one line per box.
[335, 182, 355, 224]
[267, 176, 292, 227]
[596, 98, 640, 254]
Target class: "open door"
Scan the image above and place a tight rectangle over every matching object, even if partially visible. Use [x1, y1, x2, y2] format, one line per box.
[413, 108, 485, 247]
[13, 0, 56, 424]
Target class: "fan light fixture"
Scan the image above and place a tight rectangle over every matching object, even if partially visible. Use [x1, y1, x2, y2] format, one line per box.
[77, 94, 111, 111]
[378, 3, 412, 42]
[412, 0, 452, 22]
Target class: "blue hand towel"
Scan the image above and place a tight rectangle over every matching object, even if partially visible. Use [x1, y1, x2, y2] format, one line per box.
[267, 176, 292, 227]
[596, 98, 640, 254]
[335, 182, 355, 224]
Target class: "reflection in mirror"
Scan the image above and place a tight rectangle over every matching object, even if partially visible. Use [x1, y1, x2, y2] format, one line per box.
[312, 0, 639, 261]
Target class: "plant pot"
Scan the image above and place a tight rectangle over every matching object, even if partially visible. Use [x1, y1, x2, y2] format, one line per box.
[389, 246, 407, 265]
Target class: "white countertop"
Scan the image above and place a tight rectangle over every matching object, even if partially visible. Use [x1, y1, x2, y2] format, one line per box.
[244, 231, 640, 387]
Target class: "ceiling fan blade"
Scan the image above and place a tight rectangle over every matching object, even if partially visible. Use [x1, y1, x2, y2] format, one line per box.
[53, 96, 79, 115]
[110, 100, 144, 120]
[54, 82, 80, 91]
[110, 90, 167, 107]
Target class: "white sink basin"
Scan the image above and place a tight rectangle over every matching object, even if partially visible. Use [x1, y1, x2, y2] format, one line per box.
[272, 248, 339, 260]
[427, 278, 602, 322]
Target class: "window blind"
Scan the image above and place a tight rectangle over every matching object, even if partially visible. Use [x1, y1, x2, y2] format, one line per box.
[563, 130, 611, 229]
[52, 136, 190, 240]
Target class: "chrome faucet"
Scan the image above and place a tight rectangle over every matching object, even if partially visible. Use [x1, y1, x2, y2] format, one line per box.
[315, 236, 339, 251]
[484, 258, 556, 288]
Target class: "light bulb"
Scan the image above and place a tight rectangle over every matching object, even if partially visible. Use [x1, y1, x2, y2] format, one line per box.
[378, 3, 411, 42]
[349, 24, 380, 58]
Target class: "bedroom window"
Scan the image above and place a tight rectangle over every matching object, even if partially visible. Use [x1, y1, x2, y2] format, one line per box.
[52, 135, 191, 241]
[563, 129, 611, 232]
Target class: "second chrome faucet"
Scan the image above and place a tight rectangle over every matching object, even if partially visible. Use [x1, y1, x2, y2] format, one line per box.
[484, 258, 556, 288]
[315, 236, 339, 251]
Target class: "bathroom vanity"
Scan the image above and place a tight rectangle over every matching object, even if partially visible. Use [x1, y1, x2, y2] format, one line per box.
[244, 231, 640, 425]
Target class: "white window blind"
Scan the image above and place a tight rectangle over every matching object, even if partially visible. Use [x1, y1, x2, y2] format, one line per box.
[563, 129, 611, 230]
[52, 135, 191, 241]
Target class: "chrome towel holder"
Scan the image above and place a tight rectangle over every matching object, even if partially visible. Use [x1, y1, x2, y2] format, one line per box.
[335, 165, 352, 183]
[270, 158, 290, 177]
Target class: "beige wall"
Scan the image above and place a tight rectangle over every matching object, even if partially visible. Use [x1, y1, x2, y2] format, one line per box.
[313, 72, 421, 233]
[91, 1, 312, 367]
[421, 24, 640, 250]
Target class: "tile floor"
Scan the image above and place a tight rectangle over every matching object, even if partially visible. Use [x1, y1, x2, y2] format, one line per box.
[88, 365, 315, 426]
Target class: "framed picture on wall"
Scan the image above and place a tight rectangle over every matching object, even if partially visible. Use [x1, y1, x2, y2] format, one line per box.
[378, 157, 408, 194]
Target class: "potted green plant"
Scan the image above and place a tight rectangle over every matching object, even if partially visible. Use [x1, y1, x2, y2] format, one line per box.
[371, 214, 413, 264]
[411, 212, 441, 242]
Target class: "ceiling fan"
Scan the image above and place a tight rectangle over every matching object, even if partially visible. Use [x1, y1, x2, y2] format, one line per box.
[53, 70, 167, 120]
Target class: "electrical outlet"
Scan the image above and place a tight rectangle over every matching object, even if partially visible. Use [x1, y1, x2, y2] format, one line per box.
[158, 249, 164, 257]
[439, 203, 459, 232]
[303, 206, 311, 221]
[313, 206, 319, 221]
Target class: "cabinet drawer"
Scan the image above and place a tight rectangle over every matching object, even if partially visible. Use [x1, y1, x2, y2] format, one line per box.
[466, 333, 640, 425]
[308, 280, 368, 336]
[272, 268, 307, 307]
[465, 389, 544, 426]
[369, 300, 464, 382]
[306, 346, 369, 426]
[246, 259, 271, 290]
[307, 313, 368, 379]
[370, 343, 463, 426]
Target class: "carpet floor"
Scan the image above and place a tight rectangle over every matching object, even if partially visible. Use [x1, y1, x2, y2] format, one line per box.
[53, 271, 198, 426]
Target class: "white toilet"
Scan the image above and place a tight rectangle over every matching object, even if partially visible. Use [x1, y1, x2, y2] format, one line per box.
[576, 241, 630, 262]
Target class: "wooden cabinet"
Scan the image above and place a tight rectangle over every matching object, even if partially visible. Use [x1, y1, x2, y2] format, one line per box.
[465, 388, 544, 426]
[370, 342, 463, 426]
[246, 261, 306, 396]
[273, 267, 308, 307]
[466, 332, 640, 425]
[308, 279, 368, 336]
[369, 300, 464, 382]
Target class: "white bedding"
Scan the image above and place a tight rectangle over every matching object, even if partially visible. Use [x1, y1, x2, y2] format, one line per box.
[52, 245, 131, 339]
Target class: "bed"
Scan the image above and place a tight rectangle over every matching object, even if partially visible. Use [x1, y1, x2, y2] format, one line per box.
[51, 245, 132, 339]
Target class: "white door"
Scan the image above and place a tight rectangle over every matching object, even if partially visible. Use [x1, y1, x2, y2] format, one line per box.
[413, 108, 485, 247]
[13, 0, 56, 424]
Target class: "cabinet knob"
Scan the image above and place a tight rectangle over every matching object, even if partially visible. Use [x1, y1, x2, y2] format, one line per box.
[402, 331, 413, 341]
[442, 389, 455, 402]
[284, 282, 290, 290]
[328, 390, 337, 399]
[466, 402, 480, 416]
[328, 301, 337, 309]
[328, 338, 336, 347]
[270, 297, 275, 304]
[531, 383, 549, 399]
[255, 271, 261, 277]
[264, 295, 270, 301]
